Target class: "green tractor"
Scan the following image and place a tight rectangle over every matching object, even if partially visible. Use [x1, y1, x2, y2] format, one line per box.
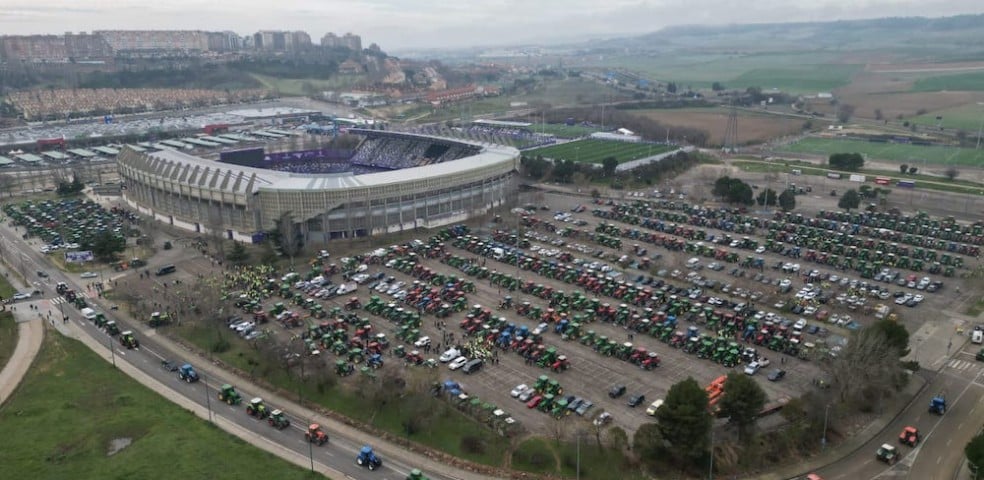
[104, 320, 121, 336]
[407, 469, 431, 480]
[149, 311, 171, 327]
[119, 330, 139, 349]
[246, 397, 270, 419]
[335, 359, 355, 376]
[218, 384, 242, 405]
[268, 409, 290, 429]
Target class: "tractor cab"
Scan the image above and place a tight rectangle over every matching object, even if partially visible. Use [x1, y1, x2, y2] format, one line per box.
[407, 468, 430, 480]
[246, 397, 269, 419]
[876, 444, 899, 464]
[178, 364, 199, 382]
[119, 330, 139, 349]
[218, 384, 242, 405]
[268, 409, 290, 429]
[356, 445, 382, 470]
[899, 426, 919, 447]
[305, 423, 328, 445]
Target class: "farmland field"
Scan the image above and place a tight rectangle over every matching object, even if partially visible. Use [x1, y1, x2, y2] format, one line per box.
[780, 137, 984, 166]
[911, 103, 984, 131]
[631, 107, 806, 146]
[912, 71, 984, 92]
[0, 332, 315, 480]
[527, 139, 674, 164]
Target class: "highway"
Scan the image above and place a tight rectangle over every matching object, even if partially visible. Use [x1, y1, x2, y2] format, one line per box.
[0, 224, 474, 480]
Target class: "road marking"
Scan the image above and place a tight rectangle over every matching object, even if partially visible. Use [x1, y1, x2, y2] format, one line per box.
[947, 439, 952, 446]
[937, 456, 942, 465]
[959, 422, 964, 430]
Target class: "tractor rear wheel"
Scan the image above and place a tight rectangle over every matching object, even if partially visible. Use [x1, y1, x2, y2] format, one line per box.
[357, 457, 364, 466]
[368, 462, 376, 471]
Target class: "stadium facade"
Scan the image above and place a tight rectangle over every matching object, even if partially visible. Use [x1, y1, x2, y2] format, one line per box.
[117, 130, 519, 244]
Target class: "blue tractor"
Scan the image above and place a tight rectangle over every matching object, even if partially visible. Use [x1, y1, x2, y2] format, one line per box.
[929, 395, 946, 415]
[356, 445, 382, 471]
[178, 364, 199, 383]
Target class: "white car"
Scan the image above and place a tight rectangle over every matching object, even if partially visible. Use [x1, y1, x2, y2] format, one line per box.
[12, 292, 32, 301]
[439, 348, 461, 363]
[413, 336, 431, 348]
[755, 246, 766, 254]
[757, 357, 771, 368]
[646, 399, 665, 416]
[593, 412, 612, 427]
[80, 271, 98, 279]
[744, 361, 761, 375]
[510, 384, 529, 398]
[448, 356, 468, 370]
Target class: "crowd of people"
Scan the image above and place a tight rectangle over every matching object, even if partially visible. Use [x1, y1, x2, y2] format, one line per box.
[412, 124, 556, 150]
[7, 88, 271, 121]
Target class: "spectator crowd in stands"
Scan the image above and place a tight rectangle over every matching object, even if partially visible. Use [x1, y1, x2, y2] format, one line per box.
[412, 124, 556, 150]
[7, 88, 273, 121]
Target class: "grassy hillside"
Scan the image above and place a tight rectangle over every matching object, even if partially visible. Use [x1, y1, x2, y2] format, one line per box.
[0, 332, 317, 479]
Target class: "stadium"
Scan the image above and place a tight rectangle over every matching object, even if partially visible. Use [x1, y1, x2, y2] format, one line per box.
[117, 128, 519, 244]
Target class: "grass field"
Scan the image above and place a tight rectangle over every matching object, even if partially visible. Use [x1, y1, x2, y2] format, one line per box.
[0, 332, 316, 479]
[632, 107, 806, 146]
[171, 322, 509, 467]
[912, 71, 984, 92]
[911, 103, 984, 131]
[0, 312, 16, 371]
[528, 139, 674, 164]
[510, 436, 642, 479]
[531, 124, 601, 138]
[780, 137, 984, 166]
[0, 272, 15, 300]
[732, 160, 984, 195]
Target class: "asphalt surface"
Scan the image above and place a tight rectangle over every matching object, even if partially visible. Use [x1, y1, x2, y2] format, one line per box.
[0, 224, 469, 480]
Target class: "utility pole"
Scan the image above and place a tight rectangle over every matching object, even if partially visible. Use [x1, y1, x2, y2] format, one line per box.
[708, 426, 714, 480]
[204, 374, 213, 423]
[822, 403, 831, 450]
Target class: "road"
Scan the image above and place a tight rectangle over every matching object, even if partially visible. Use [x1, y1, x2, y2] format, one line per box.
[0, 225, 486, 480]
[813, 337, 984, 480]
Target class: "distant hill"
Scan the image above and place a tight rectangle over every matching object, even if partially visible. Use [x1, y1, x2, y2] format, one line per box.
[603, 14, 984, 58]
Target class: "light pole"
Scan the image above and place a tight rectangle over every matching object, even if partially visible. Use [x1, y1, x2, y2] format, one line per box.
[308, 418, 315, 472]
[822, 403, 831, 450]
[203, 374, 213, 423]
[708, 425, 715, 480]
[108, 332, 116, 368]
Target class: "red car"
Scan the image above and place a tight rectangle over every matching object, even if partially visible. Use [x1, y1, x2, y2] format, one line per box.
[526, 395, 543, 409]
[899, 426, 920, 447]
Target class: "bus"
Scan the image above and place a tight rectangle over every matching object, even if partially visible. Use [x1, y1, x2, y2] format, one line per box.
[874, 176, 891, 185]
[897, 180, 915, 188]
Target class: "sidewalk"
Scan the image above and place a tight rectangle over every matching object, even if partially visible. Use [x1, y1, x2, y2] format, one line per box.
[750, 374, 928, 480]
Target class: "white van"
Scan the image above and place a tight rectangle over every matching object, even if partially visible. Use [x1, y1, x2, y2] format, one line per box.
[686, 258, 701, 269]
[80, 307, 98, 321]
[972, 329, 983, 345]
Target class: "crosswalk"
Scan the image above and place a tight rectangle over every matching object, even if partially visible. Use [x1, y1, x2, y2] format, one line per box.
[947, 359, 979, 372]
[50, 292, 91, 305]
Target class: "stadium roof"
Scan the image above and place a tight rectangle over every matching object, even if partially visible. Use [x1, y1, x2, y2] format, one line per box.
[129, 132, 518, 194]
[15, 153, 43, 163]
[42, 151, 69, 160]
[220, 134, 255, 142]
[202, 136, 238, 145]
[67, 148, 97, 158]
[473, 119, 533, 128]
[181, 137, 222, 148]
[0, 156, 13, 165]
[251, 131, 284, 139]
[160, 139, 191, 149]
[93, 146, 121, 155]
[227, 107, 320, 120]
[266, 129, 296, 136]
[123, 144, 145, 152]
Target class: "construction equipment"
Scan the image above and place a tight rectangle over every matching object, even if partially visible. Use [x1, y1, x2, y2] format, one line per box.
[899, 426, 919, 447]
[876, 444, 899, 464]
[119, 331, 139, 349]
[356, 445, 383, 471]
[929, 395, 946, 415]
[218, 384, 242, 405]
[177, 364, 199, 383]
[306, 423, 329, 445]
[268, 409, 290, 429]
[246, 397, 270, 419]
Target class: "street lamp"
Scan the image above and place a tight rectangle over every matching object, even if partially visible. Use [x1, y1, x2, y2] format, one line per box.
[822, 403, 831, 450]
[203, 374, 213, 424]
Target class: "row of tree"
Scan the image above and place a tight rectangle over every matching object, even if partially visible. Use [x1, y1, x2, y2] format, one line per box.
[519, 151, 700, 186]
[713, 176, 796, 211]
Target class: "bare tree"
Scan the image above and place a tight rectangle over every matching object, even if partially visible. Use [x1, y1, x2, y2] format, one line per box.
[823, 327, 906, 412]
[944, 166, 960, 181]
[0, 174, 14, 197]
[275, 211, 302, 268]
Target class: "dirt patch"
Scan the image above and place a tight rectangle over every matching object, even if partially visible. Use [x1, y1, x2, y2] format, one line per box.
[107, 437, 132, 456]
[631, 109, 803, 146]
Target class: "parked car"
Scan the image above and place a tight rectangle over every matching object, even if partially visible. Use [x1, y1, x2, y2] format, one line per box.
[744, 361, 761, 375]
[80, 271, 98, 279]
[628, 394, 646, 408]
[767, 369, 787, 381]
[439, 348, 461, 363]
[575, 400, 594, 416]
[609, 385, 627, 398]
[593, 412, 612, 427]
[526, 395, 544, 409]
[645, 399, 664, 416]
[448, 356, 468, 370]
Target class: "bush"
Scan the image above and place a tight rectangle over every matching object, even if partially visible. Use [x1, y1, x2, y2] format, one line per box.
[460, 435, 486, 455]
[211, 338, 231, 353]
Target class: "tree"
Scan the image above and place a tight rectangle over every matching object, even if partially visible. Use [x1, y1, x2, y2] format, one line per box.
[874, 108, 883, 120]
[945, 166, 960, 181]
[838, 189, 861, 211]
[273, 212, 302, 267]
[666, 82, 678, 93]
[89, 230, 124, 262]
[718, 373, 767, 438]
[711, 81, 725, 91]
[826, 324, 909, 411]
[966, 432, 984, 476]
[713, 176, 754, 205]
[756, 188, 777, 206]
[778, 189, 796, 211]
[828, 153, 864, 171]
[601, 156, 618, 177]
[0, 174, 14, 197]
[899, 164, 909, 174]
[632, 423, 664, 460]
[836, 103, 856, 123]
[908, 166, 918, 175]
[868, 318, 910, 357]
[227, 242, 250, 265]
[656, 377, 711, 465]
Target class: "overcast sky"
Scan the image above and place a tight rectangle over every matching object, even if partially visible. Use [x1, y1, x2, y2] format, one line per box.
[1, 0, 982, 50]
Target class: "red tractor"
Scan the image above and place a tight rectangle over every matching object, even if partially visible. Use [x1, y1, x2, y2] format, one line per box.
[551, 355, 571, 372]
[899, 426, 920, 447]
[641, 352, 661, 370]
[305, 424, 329, 445]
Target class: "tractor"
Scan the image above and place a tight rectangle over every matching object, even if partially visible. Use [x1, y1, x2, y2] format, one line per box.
[218, 384, 242, 405]
[104, 321, 121, 336]
[177, 364, 199, 382]
[268, 409, 291, 429]
[876, 444, 899, 465]
[335, 359, 355, 376]
[899, 426, 919, 447]
[246, 397, 270, 419]
[306, 423, 329, 445]
[929, 395, 946, 415]
[407, 469, 431, 480]
[356, 445, 383, 471]
[119, 331, 139, 349]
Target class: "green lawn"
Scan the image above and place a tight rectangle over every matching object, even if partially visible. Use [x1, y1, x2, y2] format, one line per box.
[0, 272, 15, 300]
[0, 312, 16, 371]
[511, 435, 643, 479]
[528, 139, 675, 164]
[0, 331, 317, 479]
[912, 71, 984, 92]
[911, 103, 984, 131]
[172, 322, 509, 467]
[532, 124, 601, 139]
[732, 160, 984, 195]
[780, 137, 984, 166]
